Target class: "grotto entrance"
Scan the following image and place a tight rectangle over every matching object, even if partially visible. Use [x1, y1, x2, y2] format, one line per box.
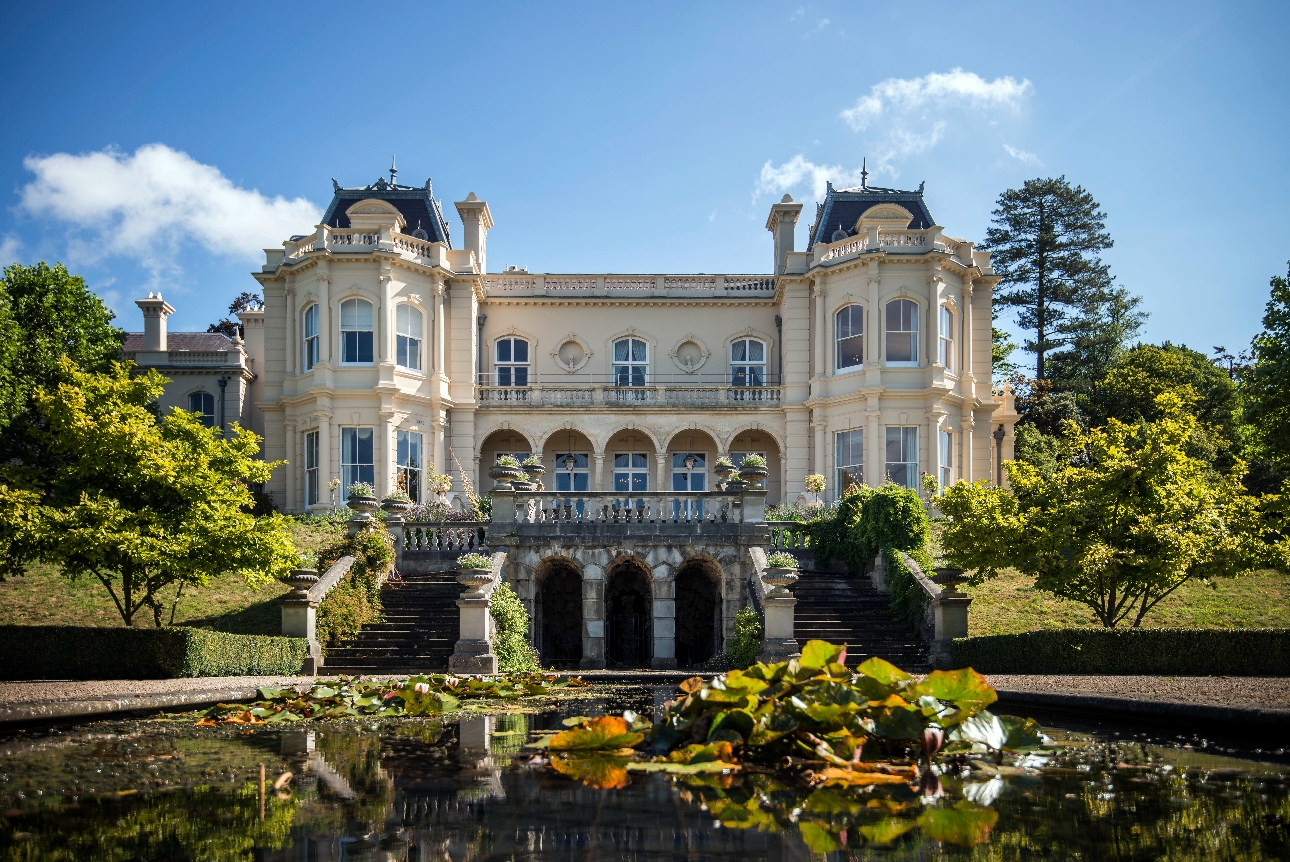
[536, 558, 582, 668]
[675, 558, 721, 667]
[606, 558, 652, 668]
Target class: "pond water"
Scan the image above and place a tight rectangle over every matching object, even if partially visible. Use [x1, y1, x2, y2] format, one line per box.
[1, 683, 1287, 861]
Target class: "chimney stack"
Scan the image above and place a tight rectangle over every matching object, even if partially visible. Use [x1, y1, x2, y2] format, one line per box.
[136, 293, 175, 351]
[765, 194, 803, 274]
[454, 192, 494, 274]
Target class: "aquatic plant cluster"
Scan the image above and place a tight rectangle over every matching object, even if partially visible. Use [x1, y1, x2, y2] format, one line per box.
[195, 672, 587, 725]
[528, 640, 1047, 850]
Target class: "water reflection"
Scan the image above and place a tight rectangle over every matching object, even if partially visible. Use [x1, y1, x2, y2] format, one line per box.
[0, 684, 1288, 860]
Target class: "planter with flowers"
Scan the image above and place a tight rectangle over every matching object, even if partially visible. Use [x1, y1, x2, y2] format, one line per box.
[738, 454, 769, 487]
[381, 489, 412, 517]
[456, 552, 494, 596]
[347, 483, 379, 517]
[487, 455, 524, 490]
[713, 457, 736, 490]
[763, 551, 800, 598]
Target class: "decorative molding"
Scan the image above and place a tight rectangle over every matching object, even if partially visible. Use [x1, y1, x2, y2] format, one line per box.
[551, 332, 593, 374]
[667, 333, 712, 374]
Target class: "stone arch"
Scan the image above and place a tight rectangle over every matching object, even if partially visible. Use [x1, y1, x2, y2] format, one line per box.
[605, 555, 653, 668]
[674, 556, 723, 667]
[727, 426, 785, 506]
[719, 423, 786, 454]
[479, 427, 536, 466]
[534, 556, 582, 669]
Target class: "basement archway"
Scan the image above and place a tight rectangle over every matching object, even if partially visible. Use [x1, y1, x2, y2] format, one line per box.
[605, 558, 652, 668]
[536, 558, 582, 668]
[675, 557, 721, 667]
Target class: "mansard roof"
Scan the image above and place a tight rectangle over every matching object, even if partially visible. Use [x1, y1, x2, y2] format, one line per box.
[319, 175, 453, 247]
[122, 332, 235, 352]
[808, 180, 936, 249]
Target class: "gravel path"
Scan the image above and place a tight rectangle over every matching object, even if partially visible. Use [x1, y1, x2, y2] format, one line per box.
[986, 675, 1290, 709]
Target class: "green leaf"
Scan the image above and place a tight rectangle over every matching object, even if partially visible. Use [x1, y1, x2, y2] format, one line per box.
[909, 669, 997, 721]
[950, 711, 1006, 750]
[626, 760, 732, 775]
[798, 821, 844, 853]
[1000, 715, 1047, 751]
[856, 656, 913, 685]
[799, 640, 845, 670]
[916, 802, 999, 846]
[859, 817, 918, 844]
[708, 709, 755, 742]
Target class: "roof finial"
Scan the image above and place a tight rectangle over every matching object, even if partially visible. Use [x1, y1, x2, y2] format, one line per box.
[389, 154, 397, 185]
[860, 157, 868, 190]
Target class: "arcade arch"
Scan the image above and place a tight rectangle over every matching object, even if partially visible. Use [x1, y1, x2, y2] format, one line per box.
[674, 556, 722, 667]
[534, 557, 582, 668]
[605, 556, 652, 667]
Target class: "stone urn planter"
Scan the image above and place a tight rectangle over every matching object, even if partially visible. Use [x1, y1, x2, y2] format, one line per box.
[381, 496, 412, 517]
[347, 495, 380, 518]
[713, 461, 736, 490]
[488, 462, 523, 490]
[738, 463, 769, 487]
[285, 568, 319, 596]
[932, 566, 969, 595]
[456, 567, 493, 596]
[762, 567, 799, 599]
[523, 462, 545, 488]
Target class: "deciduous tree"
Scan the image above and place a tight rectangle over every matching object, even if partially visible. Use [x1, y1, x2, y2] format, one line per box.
[31, 361, 297, 625]
[1241, 262, 1290, 476]
[938, 395, 1285, 627]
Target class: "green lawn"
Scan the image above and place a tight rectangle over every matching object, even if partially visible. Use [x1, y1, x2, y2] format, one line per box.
[0, 516, 346, 635]
[963, 568, 1290, 636]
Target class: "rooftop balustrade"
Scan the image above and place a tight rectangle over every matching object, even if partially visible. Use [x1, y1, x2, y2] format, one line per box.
[483, 273, 777, 297]
[813, 228, 972, 268]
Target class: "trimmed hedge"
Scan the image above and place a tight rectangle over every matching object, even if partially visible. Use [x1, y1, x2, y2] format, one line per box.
[951, 628, 1290, 677]
[0, 626, 308, 680]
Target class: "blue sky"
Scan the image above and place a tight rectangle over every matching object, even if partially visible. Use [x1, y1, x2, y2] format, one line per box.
[2, 0, 1287, 370]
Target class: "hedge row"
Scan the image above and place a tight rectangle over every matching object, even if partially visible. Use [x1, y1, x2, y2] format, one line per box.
[951, 628, 1290, 677]
[0, 626, 308, 680]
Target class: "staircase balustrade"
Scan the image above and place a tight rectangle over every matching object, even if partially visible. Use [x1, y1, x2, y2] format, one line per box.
[402, 521, 489, 554]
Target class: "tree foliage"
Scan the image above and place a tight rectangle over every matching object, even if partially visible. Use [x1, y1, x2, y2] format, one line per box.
[938, 395, 1286, 627]
[1241, 262, 1290, 476]
[207, 291, 262, 338]
[982, 177, 1143, 380]
[491, 581, 540, 672]
[19, 361, 297, 625]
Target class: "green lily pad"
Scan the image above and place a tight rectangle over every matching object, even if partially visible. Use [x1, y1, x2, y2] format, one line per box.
[916, 802, 998, 846]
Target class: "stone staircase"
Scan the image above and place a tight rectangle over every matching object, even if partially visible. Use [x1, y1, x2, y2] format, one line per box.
[322, 567, 460, 675]
[789, 555, 930, 672]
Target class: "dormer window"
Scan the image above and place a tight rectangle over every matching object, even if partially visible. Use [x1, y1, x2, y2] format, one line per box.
[339, 298, 374, 365]
[886, 299, 918, 364]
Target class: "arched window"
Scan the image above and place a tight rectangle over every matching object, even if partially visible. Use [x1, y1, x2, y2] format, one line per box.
[188, 391, 216, 427]
[613, 337, 648, 386]
[886, 299, 919, 364]
[302, 305, 319, 371]
[938, 306, 953, 370]
[495, 337, 529, 386]
[835, 305, 863, 370]
[396, 304, 423, 371]
[730, 338, 765, 386]
[339, 298, 374, 364]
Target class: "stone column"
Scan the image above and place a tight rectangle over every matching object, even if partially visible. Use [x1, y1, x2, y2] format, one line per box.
[581, 557, 606, 669]
[865, 399, 882, 488]
[286, 286, 297, 376]
[377, 411, 394, 498]
[760, 594, 798, 662]
[959, 278, 975, 398]
[593, 453, 605, 492]
[929, 592, 972, 669]
[812, 284, 826, 381]
[742, 486, 767, 523]
[432, 416, 447, 477]
[654, 453, 666, 493]
[284, 420, 297, 512]
[317, 272, 332, 364]
[449, 592, 498, 675]
[433, 281, 447, 378]
[651, 565, 676, 669]
[812, 420, 827, 497]
[279, 592, 321, 675]
[317, 412, 333, 501]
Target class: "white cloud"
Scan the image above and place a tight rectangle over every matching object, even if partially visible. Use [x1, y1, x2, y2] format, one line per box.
[840, 68, 1032, 131]
[0, 234, 22, 266]
[790, 7, 804, 19]
[817, 17, 830, 28]
[1003, 144, 1042, 165]
[18, 144, 321, 283]
[756, 155, 867, 203]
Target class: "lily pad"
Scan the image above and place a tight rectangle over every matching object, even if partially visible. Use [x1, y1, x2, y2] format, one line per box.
[916, 802, 998, 846]
[548, 716, 645, 752]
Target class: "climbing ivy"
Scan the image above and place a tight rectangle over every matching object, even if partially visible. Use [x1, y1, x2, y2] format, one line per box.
[806, 483, 929, 574]
[315, 524, 394, 648]
[491, 581, 540, 672]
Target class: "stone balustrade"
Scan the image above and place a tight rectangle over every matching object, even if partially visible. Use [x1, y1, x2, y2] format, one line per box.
[492, 489, 763, 528]
[482, 273, 776, 297]
[402, 521, 489, 555]
[278, 554, 357, 674]
[477, 383, 781, 408]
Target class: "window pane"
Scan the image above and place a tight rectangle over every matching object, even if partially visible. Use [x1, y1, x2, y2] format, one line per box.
[887, 332, 913, 362]
[732, 340, 746, 362]
[748, 340, 764, 361]
[497, 339, 511, 362]
[355, 300, 372, 328]
[357, 331, 373, 363]
[304, 306, 317, 338]
[631, 454, 647, 469]
[838, 335, 863, 369]
[614, 454, 629, 469]
[497, 367, 512, 386]
[903, 426, 918, 461]
[672, 472, 688, 491]
[614, 473, 630, 491]
[614, 340, 629, 361]
[513, 367, 528, 386]
[513, 339, 528, 362]
[885, 427, 903, 463]
[631, 474, 647, 492]
[630, 339, 646, 362]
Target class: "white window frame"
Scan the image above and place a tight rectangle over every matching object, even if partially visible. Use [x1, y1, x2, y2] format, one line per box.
[884, 426, 919, 489]
[938, 428, 953, 491]
[835, 429, 863, 495]
[303, 305, 320, 371]
[188, 391, 215, 427]
[552, 452, 590, 493]
[340, 426, 375, 489]
[495, 337, 530, 387]
[835, 305, 864, 371]
[729, 339, 766, 387]
[339, 298, 374, 365]
[612, 451, 650, 493]
[938, 306, 953, 370]
[612, 337, 649, 386]
[396, 429, 424, 502]
[885, 299, 919, 366]
[396, 304, 423, 372]
[304, 430, 320, 506]
[670, 452, 708, 492]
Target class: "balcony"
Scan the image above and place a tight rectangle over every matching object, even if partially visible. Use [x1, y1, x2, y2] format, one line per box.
[482, 273, 776, 298]
[475, 374, 782, 408]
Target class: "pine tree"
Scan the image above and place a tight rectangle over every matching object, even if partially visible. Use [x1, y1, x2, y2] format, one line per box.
[1242, 262, 1290, 474]
[982, 177, 1141, 380]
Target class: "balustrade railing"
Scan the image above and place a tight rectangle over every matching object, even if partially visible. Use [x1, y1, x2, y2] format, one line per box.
[767, 520, 811, 550]
[476, 379, 781, 407]
[481, 274, 776, 295]
[402, 521, 488, 553]
[509, 491, 742, 525]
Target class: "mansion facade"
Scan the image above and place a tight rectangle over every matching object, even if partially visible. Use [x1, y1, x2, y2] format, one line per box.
[136, 170, 1019, 511]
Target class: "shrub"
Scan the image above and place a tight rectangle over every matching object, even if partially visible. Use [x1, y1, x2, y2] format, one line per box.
[315, 525, 393, 648]
[727, 607, 763, 669]
[804, 474, 826, 494]
[458, 553, 492, 569]
[808, 483, 929, 575]
[884, 548, 933, 633]
[0, 626, 307, 679]
[765, 552, 798, 569]
[490, 582, 540, 672]
[347, 482, 375, 498]
[428, 474, 454, 495]
[951, 628, 1290, 676]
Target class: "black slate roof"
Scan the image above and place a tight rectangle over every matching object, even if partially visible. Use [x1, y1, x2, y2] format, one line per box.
[808, 181, 935, 249]
[320, 176, 452, 247]
[123, 333, 235, 352]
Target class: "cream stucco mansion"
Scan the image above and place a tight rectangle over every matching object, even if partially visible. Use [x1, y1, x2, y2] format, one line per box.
[131, 168, 1019, 511]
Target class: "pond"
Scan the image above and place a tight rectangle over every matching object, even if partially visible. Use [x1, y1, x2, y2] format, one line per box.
[1, 682, 1287, 861]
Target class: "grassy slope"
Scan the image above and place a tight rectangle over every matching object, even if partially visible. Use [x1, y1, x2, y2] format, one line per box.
[0, 517, 346, 635]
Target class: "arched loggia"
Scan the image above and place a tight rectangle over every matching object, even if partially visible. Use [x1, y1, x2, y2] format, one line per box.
[605, 557, 652, 667]
[675, 557, 722, 667]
